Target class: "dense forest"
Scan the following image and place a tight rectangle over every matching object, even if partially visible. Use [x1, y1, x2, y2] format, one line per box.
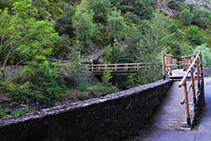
[0, 0, 211, 117]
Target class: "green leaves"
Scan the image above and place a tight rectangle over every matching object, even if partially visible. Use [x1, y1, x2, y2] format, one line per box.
[184, 25, 204, 45]
[107, 8, 127, 41]
[72, 2, 94, 52]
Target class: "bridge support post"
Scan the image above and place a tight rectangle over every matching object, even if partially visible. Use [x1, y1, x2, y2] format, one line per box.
[162, 52, 165, 80]
[196, 57, 200, 90]
[190, 67, 197, 104]
[169, 53, 172, 76]
[199, 52, 203, 77]
[183, 80, 191, 127]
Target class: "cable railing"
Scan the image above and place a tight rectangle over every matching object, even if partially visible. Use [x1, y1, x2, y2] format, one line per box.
[178, 52, 203, 127]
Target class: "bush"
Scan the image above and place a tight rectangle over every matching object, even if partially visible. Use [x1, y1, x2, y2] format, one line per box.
[184, 25, 204, 45]
[180, 9, 192, 26]
[170, 22, 178, 32]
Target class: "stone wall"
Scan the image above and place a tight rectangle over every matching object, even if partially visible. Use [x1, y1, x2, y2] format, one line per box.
[0, 79, 172, 141]
[203, 68, 211, 76]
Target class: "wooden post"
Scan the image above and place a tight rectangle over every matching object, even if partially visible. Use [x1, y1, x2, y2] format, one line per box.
[165, 55, 168, 72]
[169, 53, 172, 76]
[182, 56, 185, 71]
[196, 57, 200, 89]
[185, 55, 188, 71]
[194, 53, 196, 70]
[98, 64, 100, 71]
[183, 80, 191, 126]
[115, 64, 117, 71]
[189, 54, 192, 68]
[199, 52, 203, 76]
[190, 67, 196, 104]
[162, 52, 165, 80]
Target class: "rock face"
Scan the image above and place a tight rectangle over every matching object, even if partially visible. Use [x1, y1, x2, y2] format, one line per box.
[0, 79, 172, 141]
[156, 0, 177, 17]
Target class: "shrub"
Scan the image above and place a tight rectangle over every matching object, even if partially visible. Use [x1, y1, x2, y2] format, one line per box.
[180, 9, 192, 26]
[184, 25, 204, 45]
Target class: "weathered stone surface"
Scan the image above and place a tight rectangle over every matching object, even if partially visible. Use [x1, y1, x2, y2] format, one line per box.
[203, 68, 211, 76]
[0, 79, 172, 141]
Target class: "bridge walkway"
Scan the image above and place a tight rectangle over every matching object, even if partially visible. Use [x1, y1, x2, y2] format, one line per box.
[153, 69, 200, 130]
[153, 80, 195, 130]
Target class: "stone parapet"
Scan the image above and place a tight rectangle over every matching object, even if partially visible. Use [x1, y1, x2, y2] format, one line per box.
[0, 79, 172, 141]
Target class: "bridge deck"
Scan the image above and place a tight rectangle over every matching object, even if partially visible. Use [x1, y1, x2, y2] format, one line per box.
[153, 80, 196, 130]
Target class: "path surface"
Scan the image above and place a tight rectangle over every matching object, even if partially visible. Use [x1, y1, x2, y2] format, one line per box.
[124, 77, 211, 141]
[153, 80, 194, 130]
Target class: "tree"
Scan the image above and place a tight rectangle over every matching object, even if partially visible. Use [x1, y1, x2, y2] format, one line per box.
[86, 0, 111, 23]
[0, 0, 65, 104]
[72, 0, 94, 52]
[54, 3, 75, 37]
[136, 12, 169, 83]
[106, 8, 127, 41]
[194, 44, 211, 67]
[0, 0, 55, 79]
[125, 25, 142, 62]
[184, 25, 204, 45]
[132, 0, 154, 20]
[180, 9, 192, 26]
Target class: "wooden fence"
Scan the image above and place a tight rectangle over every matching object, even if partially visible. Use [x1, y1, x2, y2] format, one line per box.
[88, 63, 150, 73]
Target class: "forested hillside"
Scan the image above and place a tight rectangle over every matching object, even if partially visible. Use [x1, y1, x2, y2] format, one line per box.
[0, 0, 211, 117]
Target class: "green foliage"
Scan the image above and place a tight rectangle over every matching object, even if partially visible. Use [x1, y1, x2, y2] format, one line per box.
[72, 1, 94, 52]
[33, 0, 64, 19]
[122, 74, 136, 89]
[184, 25, 204, 45]
[180, 43, 193, 56]
[79, 91, 89, 99]
[68, 44, 90, 90]
[192, 6, 210, 28]
[11, 107, 35, 116]
[0, 0, 15, 10]
[101, 65, 113, 86]
[0, 0, 67, 105]
[85, 0, 111, 23]
[125, 25, 142, 62]
[101, 42, 131, 63]
[194, 44, 211, 67]
[136, 12, 168, 83]
[106, 8, 127, 41]
[0, 106, 4, 118]
[124, 12, 142, 25]
[170, 22, 178, 32]
[53, 34, 71, 58]
[132, 0, 154, 20]
[92, 23, 109, 46]
[54, 3, 75, 37]
[180, 9, 192, 26]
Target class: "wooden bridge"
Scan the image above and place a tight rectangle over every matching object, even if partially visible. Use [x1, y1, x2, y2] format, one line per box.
[88, 63, 151, 75]
[155, 52, 204, 129]
[88, 52, 204, 129]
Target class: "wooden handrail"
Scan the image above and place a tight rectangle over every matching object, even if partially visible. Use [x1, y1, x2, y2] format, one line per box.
[178, 52, 203, 127]
[178, 53, 199, 87]
[88, 62, 151, 72]
[162, 52, 177, 80]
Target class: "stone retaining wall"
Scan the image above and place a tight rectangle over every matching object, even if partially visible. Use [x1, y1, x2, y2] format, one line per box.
[0, 80, 172, 141]
[203, 68, 211, 76]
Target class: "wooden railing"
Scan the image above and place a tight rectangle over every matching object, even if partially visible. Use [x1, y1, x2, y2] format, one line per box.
[178, 52, 203, 127]
[162, 53, 177, 80]
[88, 63, 150, 72]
